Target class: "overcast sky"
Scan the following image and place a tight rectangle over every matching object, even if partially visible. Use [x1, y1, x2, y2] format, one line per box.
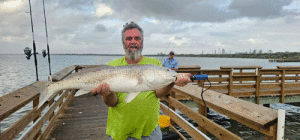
[1, 0, 300, 55]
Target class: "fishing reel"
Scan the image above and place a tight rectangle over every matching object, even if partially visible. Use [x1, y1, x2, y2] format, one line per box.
[24, 47, 32, 60]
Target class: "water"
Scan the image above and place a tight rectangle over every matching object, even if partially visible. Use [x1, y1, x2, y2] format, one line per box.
[0, 54, 299, 139]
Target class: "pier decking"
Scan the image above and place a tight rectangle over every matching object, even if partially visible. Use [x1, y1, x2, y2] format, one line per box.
[48, 93, 109, 140]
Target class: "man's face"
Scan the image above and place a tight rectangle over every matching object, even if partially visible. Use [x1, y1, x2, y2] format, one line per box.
[169, 53, 174, 59]
[123, 28, 143, 52]
[123, 28, 143, 61]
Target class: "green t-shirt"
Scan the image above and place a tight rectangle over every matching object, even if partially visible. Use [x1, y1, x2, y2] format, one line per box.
[106, 56, 162, 140]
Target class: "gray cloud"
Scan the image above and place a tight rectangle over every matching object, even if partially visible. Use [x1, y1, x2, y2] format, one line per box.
[229, 0, 293, 18]
[94, 24, 107, 32]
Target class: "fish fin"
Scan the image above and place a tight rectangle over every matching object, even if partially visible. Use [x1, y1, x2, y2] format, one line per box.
[31, 81, 53, 108]
[74, 89, 91, 97]
[126, 92, 140, 103]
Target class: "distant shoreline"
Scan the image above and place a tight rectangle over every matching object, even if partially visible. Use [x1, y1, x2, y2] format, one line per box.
[2, 52, 300, 59]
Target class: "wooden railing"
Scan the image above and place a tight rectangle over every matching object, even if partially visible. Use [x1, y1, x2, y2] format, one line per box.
[0, 65, 79, 140]
[177, 66, 300, 104]
[0, 65, 285, 140]
[161, 84, 279, 140]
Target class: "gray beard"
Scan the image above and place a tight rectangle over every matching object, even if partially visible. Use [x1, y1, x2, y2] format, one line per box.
[123, 44, 143, 61]
[124, 48, 143, 61]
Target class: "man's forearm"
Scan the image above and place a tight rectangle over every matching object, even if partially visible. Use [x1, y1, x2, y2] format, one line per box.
[155, 82, 175, 98]
[103, 92, 118, 107]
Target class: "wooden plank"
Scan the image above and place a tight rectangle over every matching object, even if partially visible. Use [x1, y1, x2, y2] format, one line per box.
[233, 73, 258, 76]
[177, 65, 201, 71]
[285, 71, 300, 74]
[261, 77, 281, 81]
[204, 85, 228, 89]
[260, 83, 281, 88]
[231, 91, 256, 97]
[280, 70, 285, 103]
[233, 75, 257, 81]
[0, 81, 41, 122]
[220, 66, 262, 69]
[38, 90, 76, 140]
[168, 97, 242, 140]
[229, 69, 233, 96]
[0, 106, 42, 140]
[21, 90, 69, 140]
[277, 66, 300, 69]
[232, 84, 256, 89]
[160, 103, 209, 140]
[207, 77, 229, 82]
[51, 65, 76, 82]
[260, 91, 281, 96]
[170, 125, 187, 140]
[285, 83, 300, 87]
[255, 71, 261, 104]
[171, 84, 277, 136]
[43, 90, 109, 140]
[202, 70, 231, 75]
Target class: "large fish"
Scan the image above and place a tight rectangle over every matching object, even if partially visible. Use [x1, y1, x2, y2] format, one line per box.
[39, 65, 177, 107]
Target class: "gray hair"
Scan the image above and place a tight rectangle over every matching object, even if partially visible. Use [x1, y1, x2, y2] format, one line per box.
[121, 21, 143, 43]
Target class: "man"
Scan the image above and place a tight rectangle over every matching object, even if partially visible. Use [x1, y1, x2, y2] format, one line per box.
[162, 51, 178, 70]
[91, 22, 191, 140]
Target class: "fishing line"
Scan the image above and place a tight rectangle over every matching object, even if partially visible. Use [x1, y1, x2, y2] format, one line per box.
[42, 0, 52, 75]
[201, 79, 211, 107]
[28, 0, 39, 81]
[160, 42, 171, 62]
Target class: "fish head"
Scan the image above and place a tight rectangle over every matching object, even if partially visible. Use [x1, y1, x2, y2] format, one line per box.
[142, 66, 177, 89]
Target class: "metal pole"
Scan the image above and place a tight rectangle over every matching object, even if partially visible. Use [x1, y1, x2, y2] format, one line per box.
[28, 0, 39, 81]
[42, 0, 51, 75]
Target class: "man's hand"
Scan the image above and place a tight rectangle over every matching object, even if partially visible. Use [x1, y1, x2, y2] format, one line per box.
[92, 83, 118, 107]
[91, 83, 113, 97]
[175, 73, 191, 86]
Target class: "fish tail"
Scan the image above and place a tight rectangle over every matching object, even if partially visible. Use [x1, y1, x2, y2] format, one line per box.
[38, 82, 59, 108]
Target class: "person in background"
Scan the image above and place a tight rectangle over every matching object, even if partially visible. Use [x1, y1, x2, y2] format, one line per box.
[91, 21, 191, 140]
[162, 51, 178, 70]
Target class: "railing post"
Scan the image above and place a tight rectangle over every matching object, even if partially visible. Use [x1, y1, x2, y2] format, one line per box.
[33, 95, 41, 139]
[265, 123, 277, 140]
[239, 69, 242, 83]
[169, 91, 176, 126]
[280, 70, 285, 103]
[228, 70, 233, 96]
[197, 71, 204, 87]
[198, 103, 207, 134]
[255, 70, 261, 104]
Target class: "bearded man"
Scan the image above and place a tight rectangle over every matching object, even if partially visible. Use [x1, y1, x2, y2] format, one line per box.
[92, 22, 191, 140]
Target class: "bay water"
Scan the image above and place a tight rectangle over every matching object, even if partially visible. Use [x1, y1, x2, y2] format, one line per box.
[0, 54, 299, 139]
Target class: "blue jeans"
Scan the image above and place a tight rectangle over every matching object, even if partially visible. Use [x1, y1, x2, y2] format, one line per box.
[108, 125, 162, 140]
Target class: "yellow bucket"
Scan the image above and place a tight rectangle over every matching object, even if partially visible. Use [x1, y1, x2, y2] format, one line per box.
[159, 115, 170, 128]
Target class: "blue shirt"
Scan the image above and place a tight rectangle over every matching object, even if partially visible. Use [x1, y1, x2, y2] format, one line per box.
[162, 57, 178, 69]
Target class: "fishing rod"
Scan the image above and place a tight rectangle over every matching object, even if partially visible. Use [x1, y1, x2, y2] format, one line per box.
[28, 0, 39, 81]
[42, 0, 52, 75]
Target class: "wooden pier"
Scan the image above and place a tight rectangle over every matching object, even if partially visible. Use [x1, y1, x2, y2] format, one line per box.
[0, 65, 291, 140]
